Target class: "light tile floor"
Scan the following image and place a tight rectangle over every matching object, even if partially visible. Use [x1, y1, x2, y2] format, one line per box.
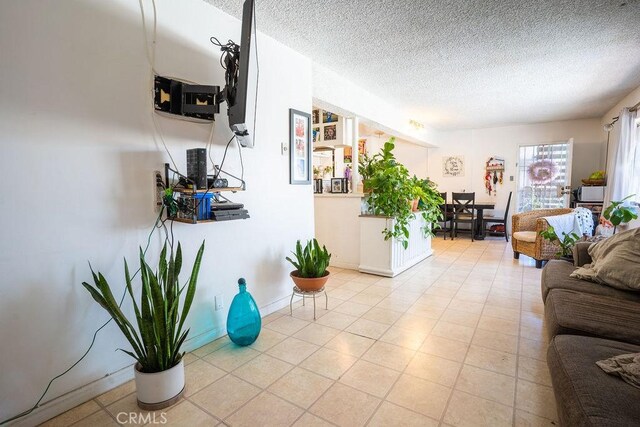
[43, 237, 557, 426]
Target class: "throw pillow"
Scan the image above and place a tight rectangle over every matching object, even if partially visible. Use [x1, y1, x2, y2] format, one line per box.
[571, 228, 640, 291]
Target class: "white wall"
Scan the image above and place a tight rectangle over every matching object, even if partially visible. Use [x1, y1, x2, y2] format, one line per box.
[312, 64, 438, 147]
[364, 136, 429, 178]
[0, 0, 313, 422]
[314, 195, 362, 269]
[428, 119, 605, 220]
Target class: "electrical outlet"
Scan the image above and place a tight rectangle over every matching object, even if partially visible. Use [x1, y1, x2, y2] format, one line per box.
[510, 175, 514, 182]
[154, 171, 164, 211]
[215, 294, 224, 311]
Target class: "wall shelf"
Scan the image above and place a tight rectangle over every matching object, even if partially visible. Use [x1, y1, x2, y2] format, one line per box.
[173, 186, 243, 194]
[163, 163, 248, 224]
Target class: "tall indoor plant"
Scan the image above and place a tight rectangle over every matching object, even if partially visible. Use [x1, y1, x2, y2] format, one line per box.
[82, 241, 205, 409]
[414, 176, 445, 236]
[359, 138, 443, 248]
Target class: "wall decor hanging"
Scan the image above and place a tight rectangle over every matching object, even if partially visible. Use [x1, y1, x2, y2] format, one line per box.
[484, 156, 505, 195]
[443, 155, 465, 177]
[289, 108, 311, 185]
[527, 159, 557, 185]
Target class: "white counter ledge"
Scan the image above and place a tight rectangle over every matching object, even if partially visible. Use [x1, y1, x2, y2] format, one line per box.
[314, 193, 365, 198]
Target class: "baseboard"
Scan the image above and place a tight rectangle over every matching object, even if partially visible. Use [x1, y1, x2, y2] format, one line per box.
[359, 250, 433, 278]
[7, 295, 294, 426]
[330, 260, 359, 270]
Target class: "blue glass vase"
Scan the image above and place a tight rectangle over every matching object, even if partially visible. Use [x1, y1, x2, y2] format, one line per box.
[226, 278, 261, 346]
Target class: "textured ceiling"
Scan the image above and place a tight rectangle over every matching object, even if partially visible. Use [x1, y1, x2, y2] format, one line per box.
[205, 0, 640, 130]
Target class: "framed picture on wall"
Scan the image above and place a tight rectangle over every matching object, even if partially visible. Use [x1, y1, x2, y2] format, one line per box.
[289, 109, 311, 185]
[324, 125, 337, 141]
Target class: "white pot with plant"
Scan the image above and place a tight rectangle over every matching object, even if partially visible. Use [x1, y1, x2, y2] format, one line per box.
[82, 241, 205, 410]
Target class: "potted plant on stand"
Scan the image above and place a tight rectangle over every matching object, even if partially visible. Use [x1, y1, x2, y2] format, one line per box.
[82, 241, 205, 410]
[286, 239, 331, 291]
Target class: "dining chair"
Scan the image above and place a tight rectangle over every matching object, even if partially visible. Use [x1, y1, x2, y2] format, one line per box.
[482, 191, 512, 242]
[437, 192, 453, 240]
[451, 192, 476, 242]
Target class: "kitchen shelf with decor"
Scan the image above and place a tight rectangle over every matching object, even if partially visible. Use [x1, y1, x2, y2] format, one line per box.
[163, 162, 248, 225]
[570, 170, 607, 229]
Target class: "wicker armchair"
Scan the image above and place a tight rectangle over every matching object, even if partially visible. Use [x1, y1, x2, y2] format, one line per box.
[511, 208, 573, 268]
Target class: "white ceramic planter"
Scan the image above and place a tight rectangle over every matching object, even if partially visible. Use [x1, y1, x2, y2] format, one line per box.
[134, 359, 185, 410]
[359, 215, 433, 277]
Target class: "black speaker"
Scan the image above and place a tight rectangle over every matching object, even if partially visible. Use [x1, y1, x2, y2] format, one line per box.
[186, 148, 207, 189]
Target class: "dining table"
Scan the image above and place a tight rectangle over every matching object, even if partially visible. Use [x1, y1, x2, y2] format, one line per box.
[443, 201, 496, 240]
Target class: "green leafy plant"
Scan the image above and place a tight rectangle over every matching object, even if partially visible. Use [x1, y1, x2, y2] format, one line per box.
[359, 138, 432, 248]
[413, 176, 445, 237]
[286, 239, 331, 278]
[82, 241, 205, 373]
[603, 194, 638, 233]
[539, 226, 580, 258]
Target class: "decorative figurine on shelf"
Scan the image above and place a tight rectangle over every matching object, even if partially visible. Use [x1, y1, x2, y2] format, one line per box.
[226, 278, 261, 346]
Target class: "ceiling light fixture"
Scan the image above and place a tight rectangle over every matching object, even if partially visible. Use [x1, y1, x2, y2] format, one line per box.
[409, 120, 424, 130]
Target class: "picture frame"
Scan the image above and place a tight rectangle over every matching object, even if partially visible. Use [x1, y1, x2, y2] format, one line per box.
[289, 109, 311, 185]
[324, 124, 337, 141]
[322, 110, 338, 123]
[330, 178, 348, 193]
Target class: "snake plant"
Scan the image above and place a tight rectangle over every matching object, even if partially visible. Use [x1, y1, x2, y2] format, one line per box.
[286, 239, 331, 278]
[82, 241, 205, 373]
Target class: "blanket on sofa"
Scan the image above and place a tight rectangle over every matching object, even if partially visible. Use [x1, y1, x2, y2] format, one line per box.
[597, 352, 640, 389]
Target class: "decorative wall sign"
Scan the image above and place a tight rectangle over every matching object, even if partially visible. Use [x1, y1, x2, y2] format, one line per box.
[443, 156, 465, 177]
[289, 109, 311, 185]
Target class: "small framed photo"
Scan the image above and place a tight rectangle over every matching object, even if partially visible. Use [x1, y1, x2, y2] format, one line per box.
[312, 127, 320, 144]
[289, 109, 311, 185]
[324, 125, 337, 141]
[312, 109, 320, 124]
[330, 178, 348, 193]
[322, 110, 338, 123]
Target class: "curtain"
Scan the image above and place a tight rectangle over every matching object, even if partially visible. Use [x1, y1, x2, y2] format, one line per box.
[604, 108, 639, 207]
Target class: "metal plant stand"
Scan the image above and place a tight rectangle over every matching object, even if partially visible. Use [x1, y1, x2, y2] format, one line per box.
[289, 286, 328, 320]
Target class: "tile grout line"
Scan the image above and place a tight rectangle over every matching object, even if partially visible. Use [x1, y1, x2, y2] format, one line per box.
[437, 241, 497, 426]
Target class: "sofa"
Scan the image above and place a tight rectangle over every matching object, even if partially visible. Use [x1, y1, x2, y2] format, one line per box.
[542, 241, 640, 426]
[512, 208, 573, 268]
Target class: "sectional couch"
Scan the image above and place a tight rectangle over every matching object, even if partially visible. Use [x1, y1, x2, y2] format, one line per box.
[542, 242, 640, 426]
